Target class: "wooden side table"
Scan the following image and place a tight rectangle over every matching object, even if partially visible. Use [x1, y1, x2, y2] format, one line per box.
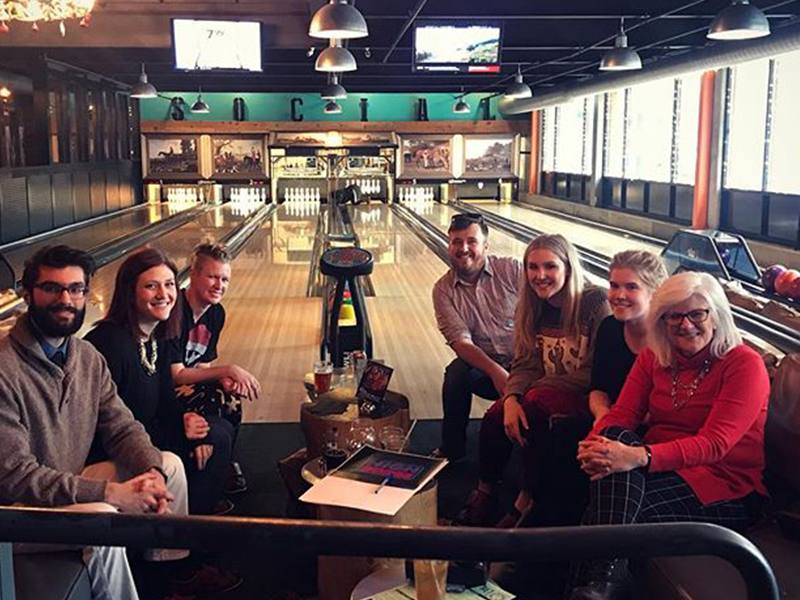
[315, 479, 437, 600]
[300, 390, 410, 457]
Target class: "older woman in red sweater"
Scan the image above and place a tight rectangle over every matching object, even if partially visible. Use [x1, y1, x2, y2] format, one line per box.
[569, 271, 769, 600]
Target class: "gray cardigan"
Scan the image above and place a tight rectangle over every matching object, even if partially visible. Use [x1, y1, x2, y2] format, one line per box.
[0, 315, 162, 506]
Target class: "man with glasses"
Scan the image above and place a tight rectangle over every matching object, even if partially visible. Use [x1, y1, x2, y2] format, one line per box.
[432, 213, 522, 461]
[0, 245, 191, 600]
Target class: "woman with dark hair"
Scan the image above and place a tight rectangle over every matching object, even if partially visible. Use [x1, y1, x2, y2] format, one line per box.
[85, 248, 235, 517]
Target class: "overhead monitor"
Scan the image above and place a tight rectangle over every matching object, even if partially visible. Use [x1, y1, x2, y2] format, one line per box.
[413, 21, 502, 73]
[173, 19, 262, 71]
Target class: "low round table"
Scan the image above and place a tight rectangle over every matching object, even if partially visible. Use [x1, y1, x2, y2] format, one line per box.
[300, 390, 410, 458]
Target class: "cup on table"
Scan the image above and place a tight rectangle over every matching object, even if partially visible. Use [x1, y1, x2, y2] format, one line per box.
[414, 559, 449, 600]
[381, 426, 406, 452]
[313, 360, 333, 394]
[346, 422, 377, 454]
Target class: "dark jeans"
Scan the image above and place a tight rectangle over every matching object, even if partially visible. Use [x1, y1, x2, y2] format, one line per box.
[185, 415, 235, 515]
[441, 358, 500, 458]
[479, 387, 588, 488]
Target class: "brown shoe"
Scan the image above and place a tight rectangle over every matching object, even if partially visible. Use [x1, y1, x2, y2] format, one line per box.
[173, 564, 243, 596]
[455, 488, 497, 526]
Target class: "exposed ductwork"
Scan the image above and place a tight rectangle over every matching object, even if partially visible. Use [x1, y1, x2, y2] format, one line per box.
[499, 22, 800, 115]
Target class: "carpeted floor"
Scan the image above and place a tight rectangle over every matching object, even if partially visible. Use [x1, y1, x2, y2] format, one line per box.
[136, 419, 532, 600]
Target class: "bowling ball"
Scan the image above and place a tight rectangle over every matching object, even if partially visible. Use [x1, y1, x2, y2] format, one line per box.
[789, 277, 800, 302]
[762, 264, 786, 292]
[774, 269, 800, 296]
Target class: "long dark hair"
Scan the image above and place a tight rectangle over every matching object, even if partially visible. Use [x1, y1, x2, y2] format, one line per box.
[104, 248, 182, 340]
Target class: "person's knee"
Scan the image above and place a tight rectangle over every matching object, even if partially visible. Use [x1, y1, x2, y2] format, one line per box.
[160, 451, 189, 492]
[443, 358, 471, 389]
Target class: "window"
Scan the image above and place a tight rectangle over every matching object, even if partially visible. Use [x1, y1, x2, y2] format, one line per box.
[604, 90, 625, 178]
[626, 77, 674, 182]
[541, 107, 556, 172]
[555, 97, 586, 174]
[725, 58, 770, 191]
[674, 73, 701, 185]
[767, 50, 800, 194]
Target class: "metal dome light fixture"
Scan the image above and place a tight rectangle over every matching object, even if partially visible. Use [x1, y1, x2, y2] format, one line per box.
[315, 39, 358, 72]
[321, 74, 348, 100]
[708, 0, 770, 41]
[323, 100, 343, 114]
[190, 88, 210, 114]
[130, 64, 158, 99]
[309, 0, 368, 40]
[504, 65, 532, 100]
[599, 19, 642, 71]
[453, 89, 471, 114]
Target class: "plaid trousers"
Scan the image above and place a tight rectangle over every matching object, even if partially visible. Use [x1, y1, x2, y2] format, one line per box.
[583, 426, 753, 531]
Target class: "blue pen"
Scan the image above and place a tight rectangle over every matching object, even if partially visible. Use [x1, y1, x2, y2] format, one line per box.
[374, 476, 391, 494]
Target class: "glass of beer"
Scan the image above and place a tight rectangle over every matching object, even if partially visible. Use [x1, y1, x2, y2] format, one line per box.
[313, 360, 333, 394]
[414, 559, 449, 600]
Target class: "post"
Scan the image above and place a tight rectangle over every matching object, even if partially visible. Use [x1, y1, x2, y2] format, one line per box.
[693, 70, 716, 230]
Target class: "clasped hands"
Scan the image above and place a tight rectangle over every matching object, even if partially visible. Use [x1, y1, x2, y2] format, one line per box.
[105, 471, 173, 514]
[577, 435, 648, 481]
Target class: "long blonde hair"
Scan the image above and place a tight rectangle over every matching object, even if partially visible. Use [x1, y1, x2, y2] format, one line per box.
[514, 234, 585, 360]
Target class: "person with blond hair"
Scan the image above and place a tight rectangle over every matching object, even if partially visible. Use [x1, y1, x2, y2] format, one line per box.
[458, 234, 609, 527]
[570, 272, 768, 600]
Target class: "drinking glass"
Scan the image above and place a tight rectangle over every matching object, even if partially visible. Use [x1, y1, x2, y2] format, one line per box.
[380, 426, 406, 452]
[313, 360, 333, 394]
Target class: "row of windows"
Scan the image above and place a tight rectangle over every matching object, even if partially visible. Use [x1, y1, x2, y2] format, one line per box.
[541, 49, 800, 196]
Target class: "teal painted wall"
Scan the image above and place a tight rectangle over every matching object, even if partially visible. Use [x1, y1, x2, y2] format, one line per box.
[139, 92, 511, 122]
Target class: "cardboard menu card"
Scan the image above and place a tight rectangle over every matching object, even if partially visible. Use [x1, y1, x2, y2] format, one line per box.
[357, 361, 394, 416]
[300, 446, 447, 516]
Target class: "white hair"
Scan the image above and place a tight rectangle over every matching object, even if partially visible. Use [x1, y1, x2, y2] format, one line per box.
[647, 271, 742, 367]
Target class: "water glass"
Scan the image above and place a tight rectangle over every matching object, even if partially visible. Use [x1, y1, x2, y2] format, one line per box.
[380, 426, 406, 452]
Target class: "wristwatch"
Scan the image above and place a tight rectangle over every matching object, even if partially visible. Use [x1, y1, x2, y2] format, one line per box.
[643, 445, 652, 471]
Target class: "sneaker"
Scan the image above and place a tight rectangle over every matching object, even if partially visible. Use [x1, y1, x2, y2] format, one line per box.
[455, 488, 497, 527]
[225, 461, 247, 495]
[212, 499, 235, 516]
[173, 564, 243, 596]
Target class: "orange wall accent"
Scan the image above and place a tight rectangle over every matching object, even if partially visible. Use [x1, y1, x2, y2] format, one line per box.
[529, 110, 541, 195]
[692, 71, 716, 230]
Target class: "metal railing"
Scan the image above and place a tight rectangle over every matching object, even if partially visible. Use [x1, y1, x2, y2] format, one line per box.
[0, 508, 780, 600]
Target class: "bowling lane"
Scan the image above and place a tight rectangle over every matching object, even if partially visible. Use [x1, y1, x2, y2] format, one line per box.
[476, 201, 662, 257]
[1, 202, 192, 279]
[217, 202, 323, 423]
[81, 203, 253, 329]
[351, 203, 458, 420]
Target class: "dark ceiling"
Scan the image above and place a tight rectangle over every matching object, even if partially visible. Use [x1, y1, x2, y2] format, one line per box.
[0, 0, 798, 95]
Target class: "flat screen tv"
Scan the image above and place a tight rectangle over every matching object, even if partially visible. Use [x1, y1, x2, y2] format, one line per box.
[173, 19, 262, 71]
[413, 21, 502, 73]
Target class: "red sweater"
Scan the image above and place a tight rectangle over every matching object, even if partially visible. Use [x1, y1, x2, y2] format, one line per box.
[593, 344, 769, 505]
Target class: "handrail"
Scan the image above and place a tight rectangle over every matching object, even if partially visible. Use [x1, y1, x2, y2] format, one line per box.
[0, 508, 779, 600]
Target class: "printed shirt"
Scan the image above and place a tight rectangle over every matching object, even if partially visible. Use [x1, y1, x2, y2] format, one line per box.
[432, 255, 522, 365]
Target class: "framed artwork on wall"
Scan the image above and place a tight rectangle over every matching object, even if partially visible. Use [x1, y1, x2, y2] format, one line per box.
[399, 135, 454, 178]
[463, 135, 515, 178]
[145, 136, 200, 178]
[211, 136, 267, 178]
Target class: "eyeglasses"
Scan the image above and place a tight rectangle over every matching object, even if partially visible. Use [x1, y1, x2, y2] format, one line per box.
[34, 282, 89, 298]
[662, 308, 710, 326]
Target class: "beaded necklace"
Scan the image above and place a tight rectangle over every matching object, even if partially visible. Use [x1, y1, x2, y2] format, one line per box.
[670, 358, 713, 410]
[138, 338, 158, 376]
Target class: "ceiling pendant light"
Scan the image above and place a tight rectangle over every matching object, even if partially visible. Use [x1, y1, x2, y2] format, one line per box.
[453, 90, 471, 114]
[600, 19, 642, 71]
[130, 63, 157, 99]
[315, 39, 357, 72]
[323, 100, 343, 114]
[708, 0, 770, 41]
[504, 66, 532, 100]
[309, 0, 368, 40]
[190, 88, 210, 114]
[321, 73, 348, 100]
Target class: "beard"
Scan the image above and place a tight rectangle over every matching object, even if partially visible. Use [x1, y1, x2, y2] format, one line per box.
[449, 253, 484, 280]
[28, 301, 86, 338]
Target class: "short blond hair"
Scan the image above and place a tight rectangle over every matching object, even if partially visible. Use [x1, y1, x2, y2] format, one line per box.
[647, 271, 741, 367]
[191, 243, 231, 272]
[610, 250, 668, 292]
